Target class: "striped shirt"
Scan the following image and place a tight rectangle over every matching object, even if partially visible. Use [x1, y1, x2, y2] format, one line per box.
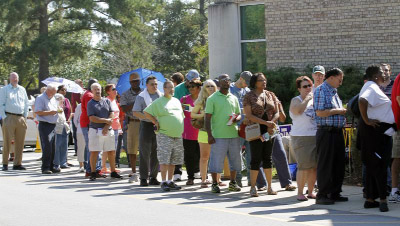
[313, 81, 346, 128]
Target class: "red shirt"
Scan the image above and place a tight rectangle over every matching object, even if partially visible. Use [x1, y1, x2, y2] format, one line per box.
[80, 90, 93, 128]
[392, 74, 400, 129]
[71, 92, 82, 113]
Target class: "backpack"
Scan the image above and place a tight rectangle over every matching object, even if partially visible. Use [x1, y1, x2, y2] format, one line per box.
[348, 94, 360, 118]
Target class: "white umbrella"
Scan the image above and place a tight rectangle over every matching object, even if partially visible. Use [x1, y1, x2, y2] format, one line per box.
[41, 77, 84, 93]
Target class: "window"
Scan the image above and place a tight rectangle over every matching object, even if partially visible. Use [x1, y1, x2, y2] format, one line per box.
[240, 4, 266, 72]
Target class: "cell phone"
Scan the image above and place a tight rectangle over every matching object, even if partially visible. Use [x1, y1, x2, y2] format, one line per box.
[183, 104, 192, 112]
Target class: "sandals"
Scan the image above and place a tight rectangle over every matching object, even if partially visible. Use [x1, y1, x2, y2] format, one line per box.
[218, 182, 227, 187]
[297, 195, 308, 201]
[250, 187, 259, 197]
[267, 189, 278, 195]
[258, 186, 267, 191]
[307, 194, 317, 199]
[200, 182, 208, 188]
[285, 185, 296, 191]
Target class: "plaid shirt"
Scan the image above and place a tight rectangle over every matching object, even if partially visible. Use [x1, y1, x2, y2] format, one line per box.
[313, 81, 346, 128]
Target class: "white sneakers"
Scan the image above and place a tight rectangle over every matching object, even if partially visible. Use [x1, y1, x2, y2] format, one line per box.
[173, 174, 181, 181]
[128, 173, 139, 183]
[388, 191, 400, 203]
[194, 172, 201, 179]
[77, 167, 85, 173]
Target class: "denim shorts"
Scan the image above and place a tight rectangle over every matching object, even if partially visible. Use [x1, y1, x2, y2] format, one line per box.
[209, 137, 241, 173]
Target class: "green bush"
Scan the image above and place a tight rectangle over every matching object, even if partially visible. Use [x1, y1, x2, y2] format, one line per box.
[258, 65, 364, 124]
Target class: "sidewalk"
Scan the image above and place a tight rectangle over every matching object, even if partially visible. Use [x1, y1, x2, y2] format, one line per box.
[1, 149, 400, 225]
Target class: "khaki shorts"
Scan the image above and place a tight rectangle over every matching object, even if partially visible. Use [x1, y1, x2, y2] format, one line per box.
[392, 131, 400, 158]
[88, 128, 115, 152]
[291, 136, 317, 170]
[127, 120, 140, 155]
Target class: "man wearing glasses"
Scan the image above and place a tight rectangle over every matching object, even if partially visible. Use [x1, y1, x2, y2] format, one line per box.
[133, 76, 162, 186]
[313, 68, 348, 205]
[120, 72, 142, 183]
[205, 74, 242, 193]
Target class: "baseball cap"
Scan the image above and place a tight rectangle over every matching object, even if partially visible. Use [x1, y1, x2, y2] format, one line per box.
[240, 71, 252, 86]
[186, 69, 200, 81]
[313, 65, 325, 74]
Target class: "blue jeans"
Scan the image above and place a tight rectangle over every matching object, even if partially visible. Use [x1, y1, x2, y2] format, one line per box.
[38, 122, 56, 171]
[272, 135, 293, 188]
[209, 138, 241, 173]
[82, 127, 102, 173]
[54, 127, 68, 168]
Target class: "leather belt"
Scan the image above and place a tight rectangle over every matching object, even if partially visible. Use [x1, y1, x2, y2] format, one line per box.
[318, 126, 343, 132]
[6, 112, 23, 116]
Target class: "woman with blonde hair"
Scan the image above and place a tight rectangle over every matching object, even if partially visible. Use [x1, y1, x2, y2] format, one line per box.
[191, 79, 223, 188]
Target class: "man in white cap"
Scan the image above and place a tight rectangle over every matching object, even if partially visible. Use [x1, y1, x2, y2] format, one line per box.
[312, 65, 325, 89]
[173, 69, 200, 181]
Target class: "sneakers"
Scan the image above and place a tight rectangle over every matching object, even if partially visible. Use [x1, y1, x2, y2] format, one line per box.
[89, 172, 96, 181]
[211, 183, 220, 193]
[42, 170, 52, 174]
[173, 174, 181, 182]
[380, 202, 389, 212]
[168, 181, 182, 190]
[77, 167, 85, 173]
[149, 177, 160, 185]
[13, 165, 26, 170]
[51, 168, 61, 174]
[388, 191, 400, 203]
[111, 171, 123, 179]
[236, 180, 243, 188]
[128, 173, 139, 183]
[140, 179, 148, 186]
[161, 182, 170, 192]
[228, 181, 241, 192]
[2, 165, 8, 171]
[194, 172, 201, 179]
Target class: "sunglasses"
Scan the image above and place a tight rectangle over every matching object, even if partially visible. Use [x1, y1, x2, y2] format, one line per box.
[112, 88, 116, 91]
[302, 84, 312, 89]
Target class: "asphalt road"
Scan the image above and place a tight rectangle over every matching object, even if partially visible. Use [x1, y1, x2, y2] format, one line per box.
[1, 150, 400, 226]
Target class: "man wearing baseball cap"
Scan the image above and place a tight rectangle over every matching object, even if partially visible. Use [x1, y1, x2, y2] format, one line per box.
[173, 69, 200, 181]
[312, 65, 325, 89]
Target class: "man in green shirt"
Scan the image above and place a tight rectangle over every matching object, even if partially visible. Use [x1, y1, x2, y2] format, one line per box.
[173, 69, 200, 181]
[205, 74, 242, 193]
[144, 80, 185, 192]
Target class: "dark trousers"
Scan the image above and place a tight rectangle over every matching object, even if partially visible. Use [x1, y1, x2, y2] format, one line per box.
[359, 119, 390, 200]
[316, 127, 345, 198]
[249, 138, 273, 170]
[183, 139, 200, 180]
[139, 121, 159, 180]
[38, 122, 56, 171]
[115, 133, 124, 165]
[71, 117, 78, 154]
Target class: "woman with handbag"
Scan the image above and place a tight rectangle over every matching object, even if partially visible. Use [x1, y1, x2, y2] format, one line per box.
[358, 65, 395, 212]
[243, 73, 279, 197]
[191, 79, 221, 188]
[180, 80, 202, 185]
[289, 76, 318, 201]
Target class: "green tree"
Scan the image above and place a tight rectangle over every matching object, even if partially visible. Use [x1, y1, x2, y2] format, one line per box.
[0, 0, 155, 88]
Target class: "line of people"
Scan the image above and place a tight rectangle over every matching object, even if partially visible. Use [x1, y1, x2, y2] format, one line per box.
[1, 64, 399, 213]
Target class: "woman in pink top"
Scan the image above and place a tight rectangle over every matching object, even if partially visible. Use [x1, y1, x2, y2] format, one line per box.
[101, 84, 121, 174]
[180, 80, 202, 185]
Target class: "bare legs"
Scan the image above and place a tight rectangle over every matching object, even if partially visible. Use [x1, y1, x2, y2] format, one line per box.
[160, 164, 175, 181]
[297, 168, 317, 199]
[199, 143, 210, 183]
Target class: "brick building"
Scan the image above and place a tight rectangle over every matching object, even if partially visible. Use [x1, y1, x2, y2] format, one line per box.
[208, 0, 400, 78]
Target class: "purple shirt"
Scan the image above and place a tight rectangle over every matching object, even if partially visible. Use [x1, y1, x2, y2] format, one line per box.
[180, 95, 199, 140]
[63, 98, 72, 120]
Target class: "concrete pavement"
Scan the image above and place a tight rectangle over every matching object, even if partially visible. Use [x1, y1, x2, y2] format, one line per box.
[0, 150, 399, 226]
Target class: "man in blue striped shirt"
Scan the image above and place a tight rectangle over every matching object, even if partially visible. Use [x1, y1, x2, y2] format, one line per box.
[0, 72, 29, 171]
[313, 68, 348, 205]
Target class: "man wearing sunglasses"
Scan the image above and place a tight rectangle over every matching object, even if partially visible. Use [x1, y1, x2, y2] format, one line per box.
[205, 74, 242, 193]
[120, 72, 142, 183]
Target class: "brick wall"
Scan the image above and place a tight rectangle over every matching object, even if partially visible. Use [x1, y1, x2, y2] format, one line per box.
[240, 0, 400, 73]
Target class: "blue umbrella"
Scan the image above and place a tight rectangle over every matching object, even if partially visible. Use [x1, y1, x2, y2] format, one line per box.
[116, 68, 166, 94]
